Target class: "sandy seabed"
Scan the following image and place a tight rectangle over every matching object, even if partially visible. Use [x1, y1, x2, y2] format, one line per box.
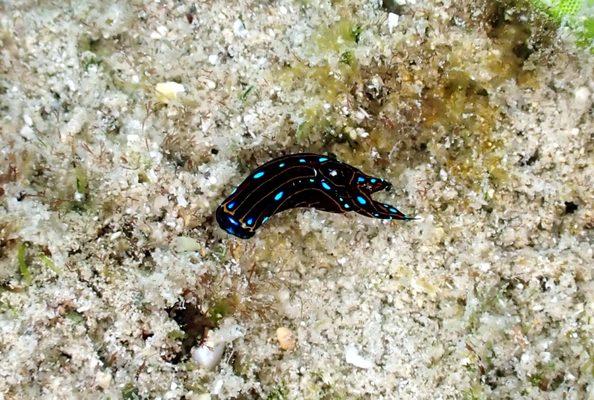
[0, 1, 592, 399]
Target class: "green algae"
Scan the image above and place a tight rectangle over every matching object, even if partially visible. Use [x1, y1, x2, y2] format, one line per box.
[266, 384, 289, 400]
[209, 294, 240, 325]
[305, 371, 354, 400]
[314, 20, 362, 53]
[17, 243, 31, 284]
[122, 383, 140, 400]
[529, 0, 593, 51]
[65, 310, 85, 324]
[462, 386, 485, 400]
[528, 361, 565, 391]
[240, 85, 255, 101]
[166, 329, 186, 341]
[68, 165, 92, 212]
[277, 18, 364, 148]
[37, 254, 60, 275]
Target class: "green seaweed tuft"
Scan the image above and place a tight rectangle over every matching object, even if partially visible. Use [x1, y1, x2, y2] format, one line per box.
[209, 295, 238, 325]
[339, 50, 355, 65]
[38, 254, 60, 274]
[240, 85, 255, 101]
[532, 0, 582, 19]
[17, 243, 31, 284]
[122, 383, 140, 400]
[351, 24, 363, 43]
[529, 0, 593, 50]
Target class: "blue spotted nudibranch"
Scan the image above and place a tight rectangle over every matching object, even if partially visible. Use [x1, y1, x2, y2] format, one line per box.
[216, 153, 415, 239]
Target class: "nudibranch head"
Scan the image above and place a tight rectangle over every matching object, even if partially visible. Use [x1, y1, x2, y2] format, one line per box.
[354, 174, 392, 194]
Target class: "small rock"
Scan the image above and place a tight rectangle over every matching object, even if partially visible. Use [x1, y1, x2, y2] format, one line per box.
[95, 370, 112, 389]
[153, 195, 169, 212]
[276, 327, 296, 351]
[156, 25, 168, 37]
[208, 54, 219, 65]
[155, 82, 185, 103]
[191, 342, 225, 370]
[387, 13, 399, 33]
[109, 231, 122, 241]
[574, 86, 591, 107]
[345, 345, 374, 369]
[174, 236, 201, 253]
[233, 20, 247, 37]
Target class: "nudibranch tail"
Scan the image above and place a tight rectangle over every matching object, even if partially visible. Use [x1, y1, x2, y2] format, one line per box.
[355, 198, 415, 220]
[215, 206, 256, 239]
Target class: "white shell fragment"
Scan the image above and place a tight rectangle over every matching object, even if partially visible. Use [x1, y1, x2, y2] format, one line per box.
[95, 370, 112, 389]
[345, 345, 374, 369]
[191, 343, 225, 370]
[173, 236, 201, 253]
[387, 13, 400, 33]
[155, 81, 185, 103]
[276, 327, 296, 351]
[574, 86, 591, 109]
[191, 321, 245, 369]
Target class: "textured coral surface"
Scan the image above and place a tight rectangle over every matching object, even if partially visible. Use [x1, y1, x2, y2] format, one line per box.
[0, 1, 592, 399]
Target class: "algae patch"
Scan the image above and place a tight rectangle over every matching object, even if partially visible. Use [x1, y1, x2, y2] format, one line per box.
[276, 3, 560, 198]
[17, 243, 31, 284]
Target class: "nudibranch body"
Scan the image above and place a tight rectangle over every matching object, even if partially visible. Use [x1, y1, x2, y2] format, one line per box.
[216, 153, 414, 239]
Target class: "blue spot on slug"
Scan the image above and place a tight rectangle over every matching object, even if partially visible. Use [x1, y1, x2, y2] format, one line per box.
[253, 171, 264, 179]
[356, 196, 367, 205]
[321, 181, 331, 190]
[357, 177, 365, 183]
[370, 178, 377, 183]
[279, 162, 285, 167]
[227, 202, 236, 209]
[228, 217, 239, 226]
[246, 217, 254, 225]
[299, 159, 306, 163]
[319, 157, 328, 162]
[274, 191, 284, 201]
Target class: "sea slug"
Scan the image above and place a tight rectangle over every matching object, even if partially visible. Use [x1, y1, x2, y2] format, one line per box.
[216, 153, 414, 238]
